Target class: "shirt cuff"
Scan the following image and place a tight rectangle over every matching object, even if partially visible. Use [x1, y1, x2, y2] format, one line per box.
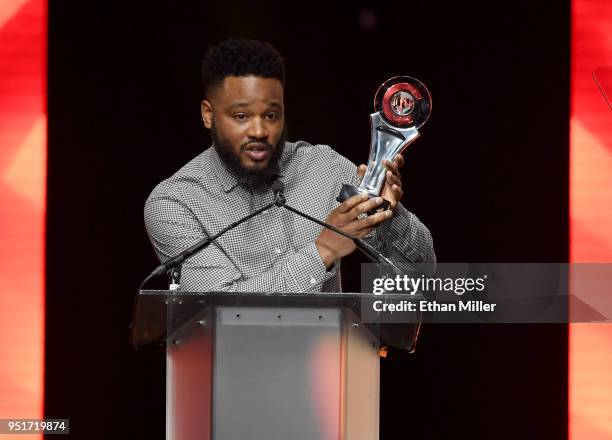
[376, 202, 409, 239]
[286, 242, 333, 292]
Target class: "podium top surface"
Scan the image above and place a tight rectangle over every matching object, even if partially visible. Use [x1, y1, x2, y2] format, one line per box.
[138, 289, 414, 299]
[131, 290, 420, 350]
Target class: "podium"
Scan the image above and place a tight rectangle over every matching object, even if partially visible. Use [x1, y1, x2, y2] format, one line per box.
[132, 290, 420, 440]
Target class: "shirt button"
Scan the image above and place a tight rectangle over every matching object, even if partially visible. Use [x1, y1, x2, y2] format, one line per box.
[263, 209, 269, 214]
[274, 248, 281, 254]
[310, 277, 317, 285]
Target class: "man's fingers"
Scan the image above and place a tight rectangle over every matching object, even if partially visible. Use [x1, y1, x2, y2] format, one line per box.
[386, 170, 402, 187]
[386, 155, 404, 170]
[387, 184, 403, 209]
[354, 208, 393, 230]
[384, 158, 397, 173]
[395, 154, 404, 168]
[347, 196, 384, 218]
[384, 159, 402, 181]
[357, 164, 367, 179]
[392, 184, 403, 201]
[337, 193, 369, 213]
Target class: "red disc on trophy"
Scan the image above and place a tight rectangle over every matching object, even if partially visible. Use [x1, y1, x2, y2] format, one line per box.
[374, 76, 431, 128]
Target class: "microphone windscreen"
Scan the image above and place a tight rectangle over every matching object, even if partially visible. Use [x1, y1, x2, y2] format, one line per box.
[271, 179, 285, 195]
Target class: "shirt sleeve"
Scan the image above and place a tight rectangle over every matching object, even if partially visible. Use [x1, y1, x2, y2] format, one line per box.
[144, 193, 336, 293]
[365, 201, 437, 268]
[331, 149, 437, 269]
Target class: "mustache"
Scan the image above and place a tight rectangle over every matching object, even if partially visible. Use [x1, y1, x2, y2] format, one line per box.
[241, 141, 273, 151]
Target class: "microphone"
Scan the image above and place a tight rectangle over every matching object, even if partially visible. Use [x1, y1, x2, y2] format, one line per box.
[271, 180, 286, 204]
[139, 187, 283, 290]
[271, 180, 403, 272]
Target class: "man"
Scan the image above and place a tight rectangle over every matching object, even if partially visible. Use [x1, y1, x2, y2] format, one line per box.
[144, 39, 435, 292]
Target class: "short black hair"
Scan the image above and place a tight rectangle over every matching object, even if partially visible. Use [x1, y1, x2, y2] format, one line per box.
[201, 39, 286, 98]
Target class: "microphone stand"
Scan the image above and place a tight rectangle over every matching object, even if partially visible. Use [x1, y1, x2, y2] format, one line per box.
[273, 192, 404, 274]
[139, 183, 409, 291]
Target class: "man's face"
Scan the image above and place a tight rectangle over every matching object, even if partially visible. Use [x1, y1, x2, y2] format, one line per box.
[201, 76, 285, 185]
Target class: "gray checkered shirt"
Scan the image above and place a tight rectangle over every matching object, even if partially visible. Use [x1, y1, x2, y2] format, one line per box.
[144, 140, 435, 292]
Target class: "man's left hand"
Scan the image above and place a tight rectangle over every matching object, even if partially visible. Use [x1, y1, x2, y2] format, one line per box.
[357, 154, 404, 211]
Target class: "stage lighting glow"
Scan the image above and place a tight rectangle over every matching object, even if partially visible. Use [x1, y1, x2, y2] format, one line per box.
[0, 1, 46, 438]
[570, 0, 612, 438]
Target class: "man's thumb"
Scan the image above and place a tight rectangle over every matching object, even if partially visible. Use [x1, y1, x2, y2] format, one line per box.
[357, 164, 367, 179]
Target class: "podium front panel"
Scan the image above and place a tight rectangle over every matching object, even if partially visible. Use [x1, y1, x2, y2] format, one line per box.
[213, 307, 342, 440]
[167, 307, 213, 440]
[162, 302, 382, 440]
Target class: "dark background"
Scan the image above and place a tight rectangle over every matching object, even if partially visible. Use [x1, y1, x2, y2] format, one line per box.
[45, 1, 569, 439]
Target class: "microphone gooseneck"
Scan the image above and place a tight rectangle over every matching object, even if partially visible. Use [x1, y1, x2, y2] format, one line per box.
[139, 177, 406, 291]
[272, 180, 402, 272]
[139, 185, 283, 291]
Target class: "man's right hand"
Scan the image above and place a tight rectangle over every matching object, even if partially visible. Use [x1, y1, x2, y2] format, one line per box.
[315, 194, 392, 268]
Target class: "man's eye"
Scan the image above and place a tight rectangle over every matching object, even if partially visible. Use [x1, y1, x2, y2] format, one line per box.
[265, 112, 280, 120]
[234, 113, 248, 121]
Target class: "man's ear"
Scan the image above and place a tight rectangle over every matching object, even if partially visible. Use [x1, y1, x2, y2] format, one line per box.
[201, 99, 213, 129]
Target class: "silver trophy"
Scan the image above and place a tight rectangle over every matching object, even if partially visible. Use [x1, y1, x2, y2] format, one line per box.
[337, 76, 431, 210]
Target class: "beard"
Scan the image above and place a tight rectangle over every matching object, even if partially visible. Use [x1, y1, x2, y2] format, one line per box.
[212, 122, 287, 188]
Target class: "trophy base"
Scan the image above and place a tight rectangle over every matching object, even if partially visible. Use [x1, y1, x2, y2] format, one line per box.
[336, 184, 390, 214]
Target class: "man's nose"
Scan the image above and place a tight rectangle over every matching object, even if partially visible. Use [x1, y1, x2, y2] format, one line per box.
[246, 117, 268, 139]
